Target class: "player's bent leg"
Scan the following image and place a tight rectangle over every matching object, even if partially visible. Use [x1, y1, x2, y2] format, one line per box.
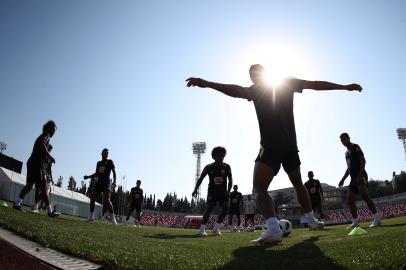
[103, 191, 117, 226]
[199, 202, 215, 237]
[14, 183, 34, 211]
[253, 161, 276, 219]
[346, 190, 359, 229]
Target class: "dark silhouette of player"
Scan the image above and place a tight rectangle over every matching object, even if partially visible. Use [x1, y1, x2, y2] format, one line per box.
[13, 120, 59, 217]
[304, 171, 325, 220]
[228, 185, 243, 231]
[126, 179, 143, 227]
[186, 64, 362, 244]
[192, 146, 232, 236]
[338, 133, 381, 228]
[84, 148, 117, 226]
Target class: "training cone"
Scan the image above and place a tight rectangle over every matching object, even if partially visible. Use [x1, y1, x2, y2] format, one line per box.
[1, 202, 8, 207]
[348, 226, 367, 236]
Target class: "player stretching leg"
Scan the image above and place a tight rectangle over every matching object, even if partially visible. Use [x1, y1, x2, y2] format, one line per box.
[186, 64, 362, 244]
[14, 120, 59, 217]
[338, 133, 381, 228]
[84, 148, 117, 226]
[304, 171, 326, 220]
[192, 146, 232, 236]
[126, 180, 143, 227]
[228, 185, 243, 232]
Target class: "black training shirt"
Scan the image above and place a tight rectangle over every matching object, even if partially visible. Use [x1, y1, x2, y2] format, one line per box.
[229, 191, 243, 208]
[205, 162, 231, 194]
[247, 78, 304, 152]
[131, 187, 143, 203]
[345, 143, 366, 178]
[95, 159, 115, 182]
[28, 133, 50, 168]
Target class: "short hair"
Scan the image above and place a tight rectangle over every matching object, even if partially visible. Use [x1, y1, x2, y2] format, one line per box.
[102, 148, 109, 153]
[211, 146, 227, 158]
[340, 133, 350, 139]
[136, 179, 141, 184]
[43, 120, 56, 133]
[249, 64, 265, 74]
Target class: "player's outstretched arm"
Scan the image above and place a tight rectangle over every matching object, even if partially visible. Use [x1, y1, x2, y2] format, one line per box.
[303, 81, 362, 92]
[186, 77, 251, 99]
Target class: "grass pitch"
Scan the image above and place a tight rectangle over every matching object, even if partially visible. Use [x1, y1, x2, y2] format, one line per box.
[0, 201, 405, 270]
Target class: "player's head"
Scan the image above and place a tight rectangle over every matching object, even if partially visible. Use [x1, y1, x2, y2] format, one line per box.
[247, 195, 251, 200]
[233, 184, 238, 191]
[43, 120, 57, 137]
[136, 179, 141, 187]
[308, 171, 314, 179]
[211, 146, 226, 162]
[101, 148, 109, 160]
[340, 132, 351, 147]
[249, 64, 266, 85]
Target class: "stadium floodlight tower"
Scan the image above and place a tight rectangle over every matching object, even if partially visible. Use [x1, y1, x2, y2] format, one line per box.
[192, 142, 206, 201]
[397, 128, 406, 162]
[0, 141, 6, 154]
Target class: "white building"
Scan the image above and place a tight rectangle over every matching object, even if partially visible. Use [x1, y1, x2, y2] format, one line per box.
[0, 166, 102, 218]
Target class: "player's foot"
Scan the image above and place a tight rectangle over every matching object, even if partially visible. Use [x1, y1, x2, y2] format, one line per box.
[13, 204, 24, 211]
[32, 209, 39, 213]
[87, 218, 94, 222]
[199, 230, 208, 237]
[213, 227, 222, 235]
[369, 218, 382, 228]
[250, 230, 283, 245]
[48, 211, 60, 218]
[309, 220, 324, 231]
[346, 221, 359, 230]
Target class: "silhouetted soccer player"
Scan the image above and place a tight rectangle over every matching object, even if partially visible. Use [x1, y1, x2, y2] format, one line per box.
[126, 179, 143, 227]
[13, 120, 59, 217]
[186, 65, 362, 244]
[338, 133, 381, 228]
[33, 144, 54, 213]
[304, 171, 325, 220]
[192, 146, 232, 236]
[84, 148, 117, 226]
[228, 184, 243, 231]
[244, 195, 256, 229]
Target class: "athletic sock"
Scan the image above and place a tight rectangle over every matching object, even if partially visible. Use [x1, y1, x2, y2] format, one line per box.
[89, 211, 94, 220]
[214, 222, 220, 229]
[266, 217, 281, 233]
[200, 224, 207, 231]
[47, 205, 53, 214]
[305, 211, 317, 223]
[15, 198, 23, 206]
[112, 213, 116, 220]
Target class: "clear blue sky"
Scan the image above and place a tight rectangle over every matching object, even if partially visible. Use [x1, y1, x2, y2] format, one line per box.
[1, 0, 405, 201]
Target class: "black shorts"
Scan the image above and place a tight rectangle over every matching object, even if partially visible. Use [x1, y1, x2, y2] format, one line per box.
[94, 179, 111, 193]
[130, 202, 142, 213]
[229, 208, 240, 215]
[26, 164, 46, 187]
[245, 214, 255, 221]
[310, 196, 322, 208]
[349, 172, 368, 195]
[207, 191, 227, 205]
[255, 145, 301, 175]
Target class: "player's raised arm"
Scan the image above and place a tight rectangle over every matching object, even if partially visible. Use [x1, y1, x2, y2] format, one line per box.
[303, 80, 362, 92]
[186, 77, 251, 100]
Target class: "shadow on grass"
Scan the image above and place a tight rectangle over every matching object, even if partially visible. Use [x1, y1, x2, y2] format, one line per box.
[379, 223, 406, 228]
[144, 233, 217, 239]
[219, 236, 348, 270]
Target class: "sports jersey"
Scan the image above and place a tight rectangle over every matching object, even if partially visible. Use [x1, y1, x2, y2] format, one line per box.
[244, 200, 256, 215]
[131, 187, 143, 203]
[345, 143, 367, 178]
[247, 78, 305, 152]
[95, 159, 115, 182]
[304, 179, 322, 199]
[229, 191, 243, 209]
[205, 162, 231, 194]
[27, 133, 50, 169]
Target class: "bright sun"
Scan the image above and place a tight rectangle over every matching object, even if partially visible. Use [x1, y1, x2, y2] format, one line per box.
[234, 43, 312, 86]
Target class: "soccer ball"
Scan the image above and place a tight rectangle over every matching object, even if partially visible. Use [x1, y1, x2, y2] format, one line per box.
[279, 219, 292, 236]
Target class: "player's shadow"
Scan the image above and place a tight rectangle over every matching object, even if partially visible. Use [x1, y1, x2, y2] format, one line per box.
[379, 222, 406, 228]
[219, 236, 348, 270]
[144, 233, 217, 239]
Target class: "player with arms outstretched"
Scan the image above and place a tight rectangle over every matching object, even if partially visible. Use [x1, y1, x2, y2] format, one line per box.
[186, 64, 362, 244]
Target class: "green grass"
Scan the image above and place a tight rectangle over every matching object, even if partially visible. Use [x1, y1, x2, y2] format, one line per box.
[0, 201, 406, 270]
